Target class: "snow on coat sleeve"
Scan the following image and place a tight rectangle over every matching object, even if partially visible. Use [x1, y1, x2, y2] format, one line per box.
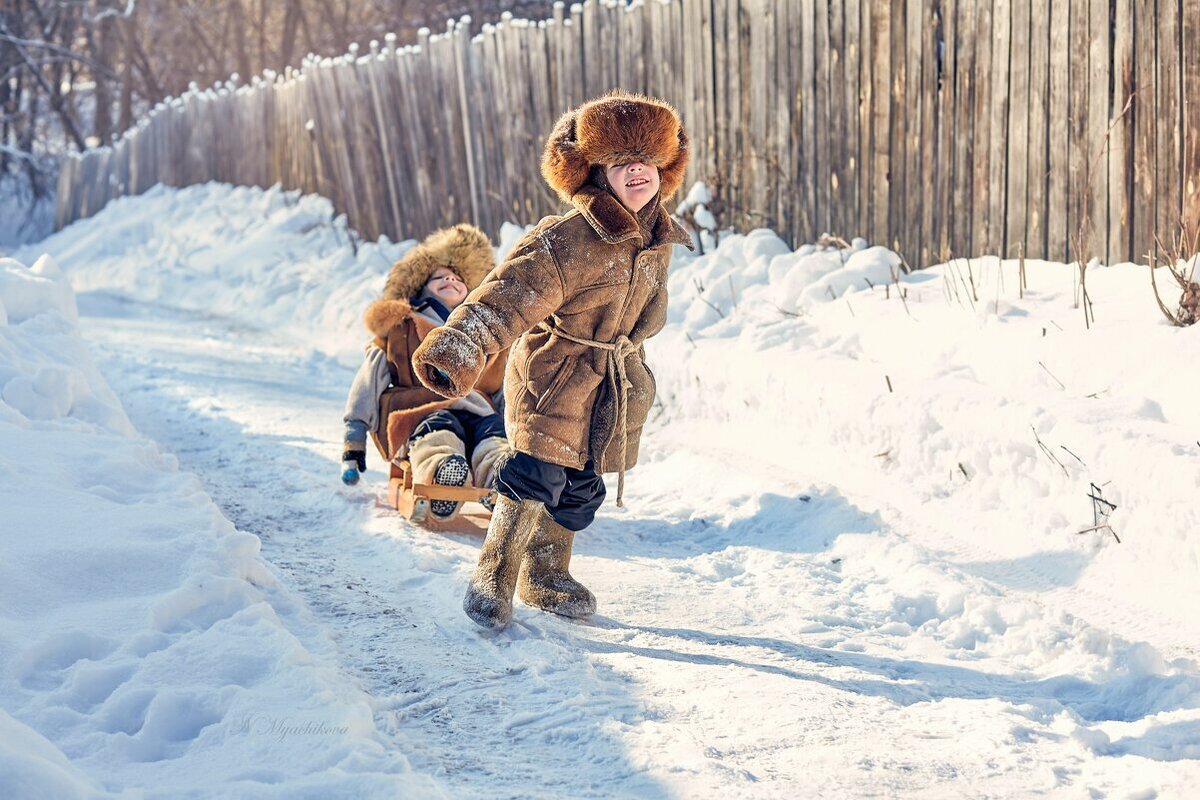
[413, 232, 565, 399]
[342, 345, 391, 443]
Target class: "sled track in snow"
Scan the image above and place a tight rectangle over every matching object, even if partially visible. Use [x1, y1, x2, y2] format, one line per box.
[80, 292, 1200, 797]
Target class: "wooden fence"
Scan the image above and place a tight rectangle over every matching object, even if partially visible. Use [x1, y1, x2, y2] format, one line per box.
[56, 0, 1200, 267]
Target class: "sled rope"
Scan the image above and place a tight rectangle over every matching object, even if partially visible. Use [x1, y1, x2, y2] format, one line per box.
[545, 327, 636, 507]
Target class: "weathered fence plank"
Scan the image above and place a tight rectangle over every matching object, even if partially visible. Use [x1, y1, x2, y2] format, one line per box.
[1183, 0, 1200, 241]
[56, 0, 1200, 269]
[1025, 0, 1047, 260]
[950, 0, 975, 258]
[1156, 0, 1181, 254]
[968, 0, 991, 257]
[1132, 0, 1157, 262]
[1005, 0, 1029, 259]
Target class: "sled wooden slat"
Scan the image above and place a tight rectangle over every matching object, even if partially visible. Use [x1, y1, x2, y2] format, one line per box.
[387, 460, 495, 526]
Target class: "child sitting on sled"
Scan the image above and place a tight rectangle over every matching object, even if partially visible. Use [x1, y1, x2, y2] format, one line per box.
[412, 91, 695, 627]
[342, 224, 510, 520]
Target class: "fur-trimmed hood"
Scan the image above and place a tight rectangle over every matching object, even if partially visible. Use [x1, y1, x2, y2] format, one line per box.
[381, 223, 496, 302]
[364, 297, 415, 341]
[541, 91, 689, 205]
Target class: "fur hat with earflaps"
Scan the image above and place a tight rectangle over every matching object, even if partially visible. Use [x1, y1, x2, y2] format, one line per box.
[541, 91, 690, 204]
[381, 223, 495, 302]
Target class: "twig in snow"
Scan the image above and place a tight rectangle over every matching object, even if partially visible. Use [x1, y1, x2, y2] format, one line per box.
[1088, 490, 1117, 512]
[684, 332, 697, 348]
[1083, 482, 1120, 542]
[1038, 361, 1066, 390]
[1076, 523, 1121, 543]
[873, 449, 892, 459]
[950, 259, 976, 311]
[1019, 243, 1027, 299]
[1059, 445, 1086, 466]
[891, 266, 912, 317]
[885, 375, 893, 393]
[1070, 93, 1133, 330]
[846, 299, 855, 318]
[995, 258, 1004, 315]
[772, 303, 803, 318]
[957, 462, 969, 480]
[693, 278, 726, 319]
[818, 233, 853, 251]
[1032, 427, 1070, 477]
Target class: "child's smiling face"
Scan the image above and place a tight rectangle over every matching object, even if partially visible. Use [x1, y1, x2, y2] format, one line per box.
[424, 265, 468, 309]
[605, 161, 661, 213]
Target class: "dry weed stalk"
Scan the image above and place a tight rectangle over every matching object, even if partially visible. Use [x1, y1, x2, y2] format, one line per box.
[1071, 93, 1134, 330]
[1149, 223, 1200, 327]
[692, 277, 726, 319]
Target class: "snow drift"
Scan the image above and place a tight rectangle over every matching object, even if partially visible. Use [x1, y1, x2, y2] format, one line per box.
[0, 252, 443, 798]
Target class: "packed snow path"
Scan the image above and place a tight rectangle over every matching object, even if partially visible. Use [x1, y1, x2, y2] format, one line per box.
[76, 287, 1200, 798]
[11, 182, 1193, 796]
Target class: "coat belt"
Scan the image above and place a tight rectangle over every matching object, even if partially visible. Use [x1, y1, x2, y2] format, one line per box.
[542, 324, 636, 507]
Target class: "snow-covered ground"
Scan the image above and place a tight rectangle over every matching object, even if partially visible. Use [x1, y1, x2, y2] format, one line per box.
[4, 182, 1199, 798]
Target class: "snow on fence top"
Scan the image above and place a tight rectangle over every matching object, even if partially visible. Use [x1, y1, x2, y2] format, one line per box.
[57, 0, 1200, 270]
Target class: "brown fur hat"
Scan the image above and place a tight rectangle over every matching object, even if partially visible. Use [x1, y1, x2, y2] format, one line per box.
[541, 91, 690, 204]
[381, 223, 495, 302]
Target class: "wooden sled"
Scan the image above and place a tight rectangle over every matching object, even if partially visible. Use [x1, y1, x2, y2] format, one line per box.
[387, 458, 496, 530]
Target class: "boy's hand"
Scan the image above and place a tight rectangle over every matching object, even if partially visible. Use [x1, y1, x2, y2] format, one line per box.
[423, 365, 456, 396]
[341, 449, 366, 485]
[411, 326, 485, 399]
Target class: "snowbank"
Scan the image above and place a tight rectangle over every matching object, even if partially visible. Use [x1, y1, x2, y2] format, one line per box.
[650, 228, 1200, 654]
[17, 182, 415, 363]
[0, 255, 442, 797]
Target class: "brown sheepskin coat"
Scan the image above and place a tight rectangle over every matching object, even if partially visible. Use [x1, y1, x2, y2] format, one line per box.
[363, 298, 507, 460]
[362, 224, 506, 460]
[412, 92, 695, 473]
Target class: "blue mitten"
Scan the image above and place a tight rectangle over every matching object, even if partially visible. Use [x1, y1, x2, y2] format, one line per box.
[341, 449, 366, 485]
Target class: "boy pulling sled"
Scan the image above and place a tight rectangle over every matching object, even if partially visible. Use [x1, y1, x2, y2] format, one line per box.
[413, 91, 695, 629]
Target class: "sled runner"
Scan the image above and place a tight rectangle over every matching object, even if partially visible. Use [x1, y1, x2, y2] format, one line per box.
[387, 458, 496, 527]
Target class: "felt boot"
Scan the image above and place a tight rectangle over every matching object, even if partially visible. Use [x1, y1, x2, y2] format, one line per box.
[409, 429, 471, 519]
[517, 511, 596, 618]
[470, 436, 511, 511]
[463, 495, 542, 629]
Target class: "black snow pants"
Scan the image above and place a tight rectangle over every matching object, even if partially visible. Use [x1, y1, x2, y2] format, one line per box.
[494, 450, 606, 532]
